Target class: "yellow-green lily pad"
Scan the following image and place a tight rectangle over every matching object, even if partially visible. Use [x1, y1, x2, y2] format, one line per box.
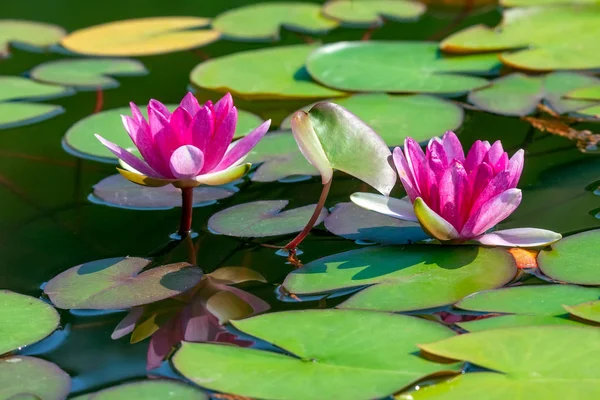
[322, 0, 426, 28]
[0, 20, 66, 57]
[564, 300, 600, 323]
[71, 380, 207, 400]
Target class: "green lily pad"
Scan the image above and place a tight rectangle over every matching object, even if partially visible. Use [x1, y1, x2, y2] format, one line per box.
[173, 310, 459, 400]
[414, 326, 600, 399]
[0, 291, 60, 355]
[208, 200, 328, 238]
[564, 300, 600, 323]
[324, 202, 428, 244]
[63, 105, 263, 162]
[61, 17, 220, 56]
[457, 315, 585, 332]
[322, 0, 426, 28]
[441, 6, 600, 71]
[0, 356, 71, 400]
[281, 94, 464, 145]
[566, 84, 600, 101]
[306, 41, 500, 95]
[44, 257, 203, 309]
[0, 102, 64, 130]
[501, 0, 599, 7]
[30, 58, 147, 90]
[246, 131, 318, 182]
[190, 44, 346, 100]
[456, 285, 600, 316]
[71, 380, 207, 400]
[283, 246, 517, 312]
[538, 229, 600, 285]
[212, 2, 338, 41]
[0, 20, 66, 57]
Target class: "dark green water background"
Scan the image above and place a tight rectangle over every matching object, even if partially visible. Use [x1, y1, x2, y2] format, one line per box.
[1, 0, 599, 395]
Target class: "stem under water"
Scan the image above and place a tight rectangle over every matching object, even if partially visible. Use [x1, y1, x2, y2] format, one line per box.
[283, 178, 332, 250]
[178, 187, 194, 237]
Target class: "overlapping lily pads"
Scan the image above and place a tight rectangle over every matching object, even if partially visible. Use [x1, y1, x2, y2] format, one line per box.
[564, 300, 600, 323]
[538, 229, 600, 285]
[30, 58, 147, 90]
[284, 246, 517, 311]
[322, 0, 426, 28]
[212, 2, 339, 41]
[441, 5, 600, 71]
[457, 314, 583, 332]
[61, 17, 220, 56]
[0, 291, 60, 355]
[208, 200, 328, 238]
[190, 44, 345, 100]
[44, 257, 203, 309]
[0, 20, 66, 57]
[0, 356, 71, 400]
[72, 380, 207, 399]
[413, 326, 600, 399]
[306, 41, 500, 95]
[173, 310, 459, 400]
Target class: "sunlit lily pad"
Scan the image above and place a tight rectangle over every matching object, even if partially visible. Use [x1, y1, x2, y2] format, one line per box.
[457, 314, 584, 332]
[63, 105, 263, 162]
[501, 0, 599, 6]
[190, 44, 345, 100]
[0, 20, 66, 57]
[0, 76, 71, 102]
[71, 380, 207, 400]
[322, 0, 426, 28]
[284, 246, 517, 311]
[91, 174, 239, 210]
[208, 200, 328, 238]
[0, 291, 59, 355]
[44, 257, 203, 309]
[456, 285, 600, 315]
[564, 300, 600, 323]
[324, 202, 428, 244]
[30, 58, 147, 90]
[441, 6, 600, 71]
[0, 356, 71, 400]
[212, 2, 338, 41]
[173, 310, 459, 400]
[538, 229, 600, 285]
[61, 17, 220, 56]
[306, 41, 500, 95]
[566, 84, 600, 117]
[414, 326, 600, 399]
[281, 94, 463, 145]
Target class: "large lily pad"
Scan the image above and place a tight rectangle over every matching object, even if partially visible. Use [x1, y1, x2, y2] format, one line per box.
[91, 174, 239, 210]
[173, 309, 459, 400]
[44, 257, 203, 309]
[441, 5, 600, 71]
[322, 0, 426, 28]
[0, 291, 60, 355]
[306, 41, 500, 95]
[324, 202, 428, 244]
[456, 285, 600, 315]
[538, 229, 600, 285]
[414, 326, 600, 399]
[72, 380, 207, 400]
[281, 94, 464, 146]
[501, 0, 599, 7]
[0, 356, 71, 400]
[212, 2, 338, 41]
[564, 300, 600, 323]
[457, 314, 584, 332]
[283, 246, 517, 312]
[208, 200, 328, 238]
[63, 104, 263, 162]
[30, 58, 147, 90]
[61, 17, 220, 56]
[0, 20, 66, 57]
[190, 44, 345, 100]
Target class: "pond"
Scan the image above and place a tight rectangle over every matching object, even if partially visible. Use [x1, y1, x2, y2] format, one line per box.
[1, 0, 600, 399]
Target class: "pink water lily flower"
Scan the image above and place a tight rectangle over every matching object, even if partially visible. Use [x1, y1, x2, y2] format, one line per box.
[351, 131, 562, 248]
[95, 92, 271, 188]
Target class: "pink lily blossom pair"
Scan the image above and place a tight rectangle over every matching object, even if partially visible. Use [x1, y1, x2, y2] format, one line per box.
[351, 131, 562, 248]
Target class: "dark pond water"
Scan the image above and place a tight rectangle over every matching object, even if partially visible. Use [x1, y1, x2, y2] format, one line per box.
[2, 0, 600, 397]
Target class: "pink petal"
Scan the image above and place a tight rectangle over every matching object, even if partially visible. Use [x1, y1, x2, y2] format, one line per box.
[442, 131, 465, 162]
[464, 140, 488, 173]
[484, 140, 505, 168]
[393, 147, 420, 201]
[461, 188, 522, 238]
[493, 152, 509, 174]
[427, 139, 448, 184]
[508, 149, 524, 188]
[148, 99, 171, 119]
[169, 145, 205, 179]
[170, 107, 193, 142]
[438, 160, 468, 231]
[95, 134, 160, 177]
[213, 93, 233, 128]
[404, 138, 428, 198]
[474, 228, 562, 248]
[146, 316, 182, 371]
[202, 106, 238, 173]
[468, 170, 511, 220]
[180, 92, 200, 116]
[129, 102, 147, 127]
[467, 162, 493, 211]
[214, 119, 271, 172]
[189, 105, 214, 152]
[111, 307, 143, 340]
[121, 115, 164, 174]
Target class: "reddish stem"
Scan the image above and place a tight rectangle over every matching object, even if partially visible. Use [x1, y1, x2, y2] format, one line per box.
[361, 24, 379, 41]
[284, 178, 332, 250]
[178, 187, 194, 237]
[94, 87, 104, 113]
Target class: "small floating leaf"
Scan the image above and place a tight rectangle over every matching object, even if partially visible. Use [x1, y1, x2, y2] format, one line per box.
[457, 315, 585, 332]
[173, 310, 459, 400]
[0, 356, 71, 400]
[283, 246, 517, 312]
[0, 102, 64, 130]
[322, 0, 426, 28]
[564, 300, 600, 323]
[44, 257, 203, 309]
[61, 17, 220, 56]
[0, 20, 66, 57]
[71, 380, 207, 400]
[208, 200, 328, 238]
